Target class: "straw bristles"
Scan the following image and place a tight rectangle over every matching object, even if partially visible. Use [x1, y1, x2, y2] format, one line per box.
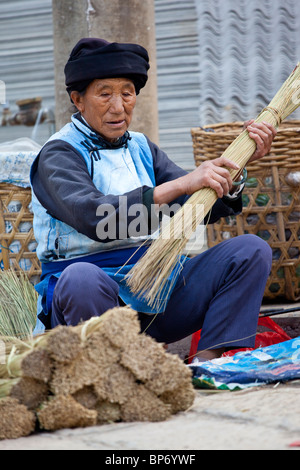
[0, 270, 37, 340]
[126, 63, 300, 310]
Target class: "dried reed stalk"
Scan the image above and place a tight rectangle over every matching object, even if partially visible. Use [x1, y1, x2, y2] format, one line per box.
[0, 270, 37, 339]
[126, 63, 300, 310]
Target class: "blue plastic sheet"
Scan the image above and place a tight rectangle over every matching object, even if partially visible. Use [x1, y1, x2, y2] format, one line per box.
[190, 337, 300, 390]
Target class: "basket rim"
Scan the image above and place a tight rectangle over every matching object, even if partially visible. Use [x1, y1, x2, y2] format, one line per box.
[0, 183, 31, 190]
[191, 120, 300, 135]
[192, 119, 300, 170]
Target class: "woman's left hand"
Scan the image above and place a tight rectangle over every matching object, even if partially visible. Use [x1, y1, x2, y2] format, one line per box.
[244, 120, 277, 162]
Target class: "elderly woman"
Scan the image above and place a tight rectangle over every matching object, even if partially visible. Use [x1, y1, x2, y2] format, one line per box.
[31, 38, 276, 361]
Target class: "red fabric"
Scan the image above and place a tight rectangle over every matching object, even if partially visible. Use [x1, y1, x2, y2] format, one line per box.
[289, 441, 300, 448]
[188, 316, 292, 364]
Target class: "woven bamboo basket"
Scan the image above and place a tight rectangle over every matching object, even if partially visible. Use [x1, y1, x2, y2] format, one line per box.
[191, 121, 300, 301]
[0, 183, 41, 283]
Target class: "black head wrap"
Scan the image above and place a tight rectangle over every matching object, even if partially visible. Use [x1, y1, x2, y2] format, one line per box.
[64, 38, 150, 96]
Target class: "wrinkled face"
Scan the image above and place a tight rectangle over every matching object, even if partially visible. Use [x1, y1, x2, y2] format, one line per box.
[71, 78, 136, 142]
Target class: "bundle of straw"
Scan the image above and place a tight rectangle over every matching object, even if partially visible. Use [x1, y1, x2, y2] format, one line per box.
[0, 307, 195, 439]
[0, 270, 37, 340]
[126, 63, 300, 310]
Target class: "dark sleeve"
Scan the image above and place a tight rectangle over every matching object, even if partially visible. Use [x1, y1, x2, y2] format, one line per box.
[31, 140, 154, 242]
[144, 136, 188, 207]
[145, 136, 243, 223]
[205, 196, 243, 224]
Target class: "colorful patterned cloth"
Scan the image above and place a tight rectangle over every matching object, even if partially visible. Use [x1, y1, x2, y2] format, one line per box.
[190, 337, 300, 390]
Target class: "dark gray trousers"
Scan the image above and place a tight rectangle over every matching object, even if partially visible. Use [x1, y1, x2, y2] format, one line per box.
[51, 234, 272, 351]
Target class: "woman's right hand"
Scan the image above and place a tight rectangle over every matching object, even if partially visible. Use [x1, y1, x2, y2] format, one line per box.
[153, 155, 240, 206]
[181, 155, 240, 198]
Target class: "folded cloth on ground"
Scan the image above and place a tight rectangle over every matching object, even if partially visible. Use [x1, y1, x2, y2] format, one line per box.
[189, 317, 292, 363]
[190, 337, 300, 391]
[0, 138, 40, 187]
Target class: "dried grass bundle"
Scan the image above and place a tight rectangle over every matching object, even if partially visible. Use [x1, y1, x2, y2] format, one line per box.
[126, 63, 300, 310]
[0, 398, 36, 440]
[0, 270, 37, 339]
[0, 307, 195, 439]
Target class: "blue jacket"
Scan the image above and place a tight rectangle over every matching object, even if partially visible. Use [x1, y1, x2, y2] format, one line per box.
[30, 114, 160, 262]
[30, 113, 243, 326]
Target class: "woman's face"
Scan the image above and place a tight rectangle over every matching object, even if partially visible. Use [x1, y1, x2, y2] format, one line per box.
[71, 78, 136, 142]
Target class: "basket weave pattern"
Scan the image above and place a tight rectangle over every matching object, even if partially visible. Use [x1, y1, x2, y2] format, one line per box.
[191, 121, 300, 301]
[0, 184, 41, 282]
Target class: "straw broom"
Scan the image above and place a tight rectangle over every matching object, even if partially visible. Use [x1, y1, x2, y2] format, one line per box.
[126, 63, 300, 310]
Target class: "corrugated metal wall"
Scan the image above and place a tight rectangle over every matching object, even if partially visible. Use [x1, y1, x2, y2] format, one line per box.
[155, 0, 300, 169]
[0, 0, 54, 111]
[195, 0, 300, 125]
[1, 0, 300, 167]
[155, 0, 200, 169]
[0, 0, 54, 145]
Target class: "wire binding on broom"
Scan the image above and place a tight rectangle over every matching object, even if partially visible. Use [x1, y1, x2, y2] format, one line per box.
[125, 63, 300, 311]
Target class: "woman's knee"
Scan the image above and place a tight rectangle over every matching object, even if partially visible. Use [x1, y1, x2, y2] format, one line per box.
[241, 234, 271, 256]
[233, 234, 272, 271]
[53, 262, 119, 308]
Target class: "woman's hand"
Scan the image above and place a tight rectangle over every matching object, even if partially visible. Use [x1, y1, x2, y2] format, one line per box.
[153, 155, 240, 205]
[182, 121, 277, 198]
[154, 120, 277, 207]
[181, 155, 240, 198]
[244, 120, 277, 162]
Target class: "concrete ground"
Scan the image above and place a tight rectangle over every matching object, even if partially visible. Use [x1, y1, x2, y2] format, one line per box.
[0, 302, 299, 451]
[0, 382, 299, 450]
